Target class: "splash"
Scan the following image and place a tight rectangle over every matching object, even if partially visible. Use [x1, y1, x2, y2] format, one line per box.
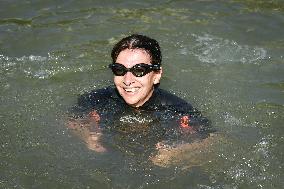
[119, 114, 153, 124]
[0, 53, 97, 80]
[0, 54, 63, 79]
[224, 135, 279, 188]
[184, 34, 267, 64]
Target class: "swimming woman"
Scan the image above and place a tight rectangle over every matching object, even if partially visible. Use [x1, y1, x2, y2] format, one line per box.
[68, 34, 214, 158]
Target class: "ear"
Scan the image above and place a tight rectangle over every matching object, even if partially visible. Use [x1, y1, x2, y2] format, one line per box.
[153, 67, 162, 85]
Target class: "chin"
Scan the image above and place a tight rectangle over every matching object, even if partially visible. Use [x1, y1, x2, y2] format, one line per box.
[124, 98, 140, 107]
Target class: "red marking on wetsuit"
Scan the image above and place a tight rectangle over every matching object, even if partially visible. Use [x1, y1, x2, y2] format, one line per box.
[180, 115, 196, 134]
[88, 110, 101, 123]
[180, 115, 190, 128]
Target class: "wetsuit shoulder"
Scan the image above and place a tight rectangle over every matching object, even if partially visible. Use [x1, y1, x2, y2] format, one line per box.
[153, 88, 213, 134]
[153, 88, 194, 112]
[70, 86, 115, 118]
[77, 86, 114, 107]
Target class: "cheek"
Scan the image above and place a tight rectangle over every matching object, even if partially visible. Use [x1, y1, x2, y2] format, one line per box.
[113, 76, 121, 85]
[148, 74, 156, 84]
[138, 75, 155, 87]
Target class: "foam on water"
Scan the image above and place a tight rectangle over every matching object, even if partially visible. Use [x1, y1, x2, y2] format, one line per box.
[0, 53, 95, 80]
[1, 54, 61, 79]
[181, 34, 268, 64]
[119, 115, 154, 124]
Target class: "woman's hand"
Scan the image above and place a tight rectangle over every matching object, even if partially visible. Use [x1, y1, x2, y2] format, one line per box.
[67, 111, 107, 153]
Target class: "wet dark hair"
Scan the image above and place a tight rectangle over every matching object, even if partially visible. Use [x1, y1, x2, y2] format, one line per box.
[111, 34, 162, 65]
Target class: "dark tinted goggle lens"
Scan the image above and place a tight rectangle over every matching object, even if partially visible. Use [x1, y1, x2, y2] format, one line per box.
[109, 63, 160, 77]
[110, 64, 126, 76]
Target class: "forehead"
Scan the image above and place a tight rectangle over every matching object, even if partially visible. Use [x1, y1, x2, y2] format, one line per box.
[116, 49, 151, 65]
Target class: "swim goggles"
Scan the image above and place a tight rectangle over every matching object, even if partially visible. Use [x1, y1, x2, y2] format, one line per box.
[109, 63, 161, 77]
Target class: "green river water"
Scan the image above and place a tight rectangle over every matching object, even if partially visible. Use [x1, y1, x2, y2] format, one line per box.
[0, 1, 283, 188]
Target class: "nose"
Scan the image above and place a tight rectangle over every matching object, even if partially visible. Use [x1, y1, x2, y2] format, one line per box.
[123, 71, 135, 86]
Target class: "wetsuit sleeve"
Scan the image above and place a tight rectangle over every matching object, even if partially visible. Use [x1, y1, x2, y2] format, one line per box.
[68, 93, 95, 118]
[177, 103, 216, 139]
[68, 87, 113, 118]
[155, 88, 213, 133]
[69, 89, 104, 118]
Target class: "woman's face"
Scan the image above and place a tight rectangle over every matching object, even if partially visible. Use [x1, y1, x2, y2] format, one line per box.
[113, 49, 162, 107]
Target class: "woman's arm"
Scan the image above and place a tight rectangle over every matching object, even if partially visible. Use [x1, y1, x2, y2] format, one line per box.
[67, 110, 107, 153]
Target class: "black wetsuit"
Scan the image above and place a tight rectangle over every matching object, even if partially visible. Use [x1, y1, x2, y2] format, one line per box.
[70, 86, 213, 156]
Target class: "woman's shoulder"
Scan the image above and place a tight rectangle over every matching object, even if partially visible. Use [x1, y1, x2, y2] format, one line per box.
[155, 88, 193, 108]
[77, 86, 116, 106]
[69, 86, 117, 118]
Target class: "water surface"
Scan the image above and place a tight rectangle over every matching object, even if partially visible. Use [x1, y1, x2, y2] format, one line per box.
[1, 0, 283, 188]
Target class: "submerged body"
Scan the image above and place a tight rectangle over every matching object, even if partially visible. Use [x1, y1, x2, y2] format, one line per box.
[69, 86, 214, 156]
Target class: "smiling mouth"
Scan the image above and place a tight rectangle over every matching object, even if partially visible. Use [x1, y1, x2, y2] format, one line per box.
[124, 87, 140, 93]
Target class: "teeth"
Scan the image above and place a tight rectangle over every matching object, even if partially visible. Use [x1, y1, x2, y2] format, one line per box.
[124, 88, 139, 93]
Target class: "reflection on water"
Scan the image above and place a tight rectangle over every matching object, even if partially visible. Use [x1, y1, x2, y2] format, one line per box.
[1, 0, 283, 188]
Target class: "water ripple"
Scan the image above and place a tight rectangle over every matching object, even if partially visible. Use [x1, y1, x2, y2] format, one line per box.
[0, 18, 32, 26]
